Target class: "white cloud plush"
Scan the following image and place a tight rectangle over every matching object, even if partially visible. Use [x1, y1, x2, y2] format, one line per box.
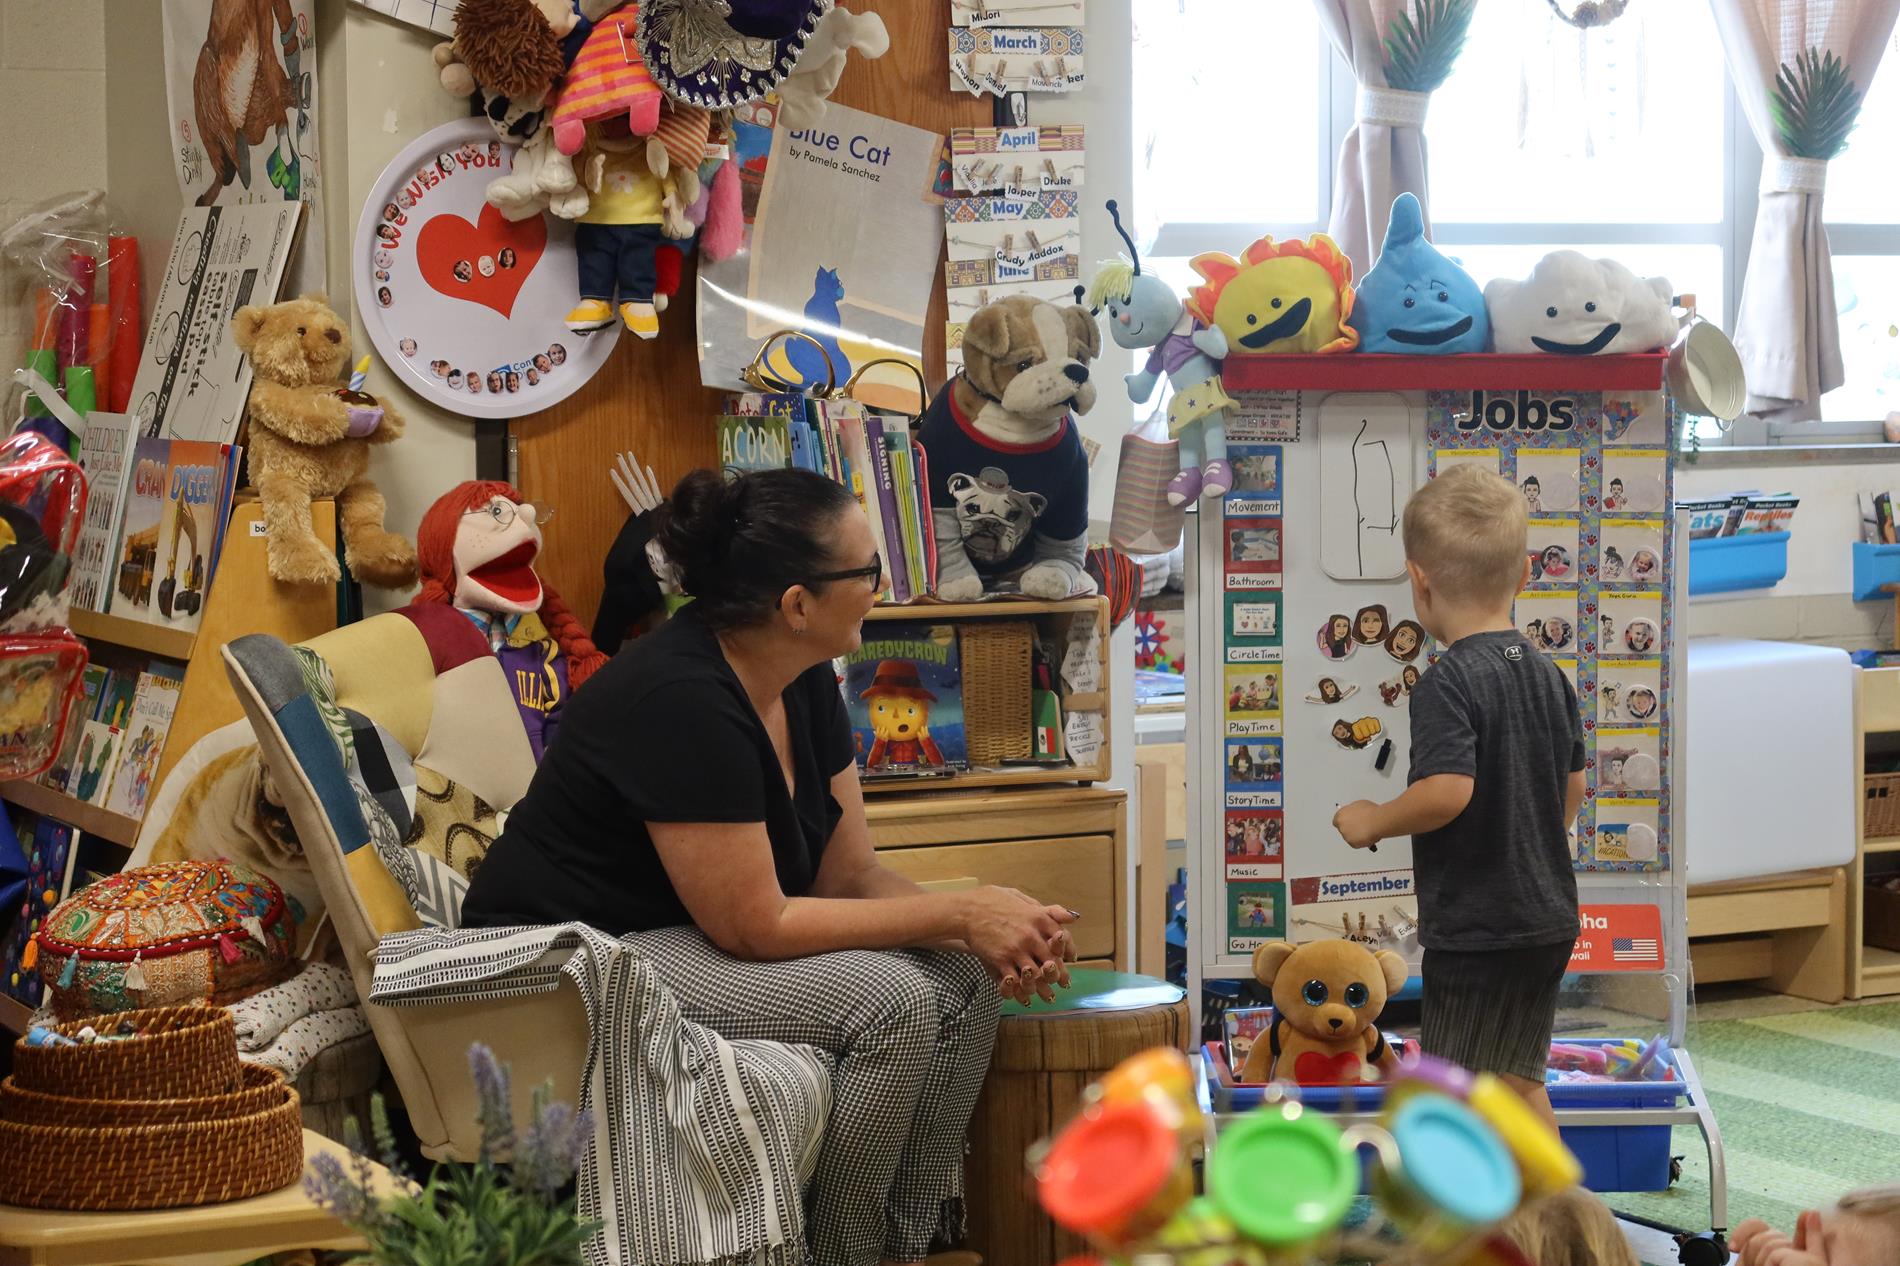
[1484, 250, 1676, 355]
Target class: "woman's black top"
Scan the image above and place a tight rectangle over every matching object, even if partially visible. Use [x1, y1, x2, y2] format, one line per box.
[462, 608, 855, 935]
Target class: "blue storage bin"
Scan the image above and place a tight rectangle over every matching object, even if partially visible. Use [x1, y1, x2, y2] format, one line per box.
[1548, 1040, 1685, 1193]
[1200, 1036, 1685, 1194]
[1852, 542, 1900, 602]
[1688, 531, 1789, 595]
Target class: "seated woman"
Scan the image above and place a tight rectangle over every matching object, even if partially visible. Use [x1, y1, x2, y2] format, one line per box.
[464, 467, 1076, 1266]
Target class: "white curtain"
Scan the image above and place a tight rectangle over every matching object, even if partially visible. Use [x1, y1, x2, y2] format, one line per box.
[1710, 0, 1900, 422]
[1315, 0, 1435, 278]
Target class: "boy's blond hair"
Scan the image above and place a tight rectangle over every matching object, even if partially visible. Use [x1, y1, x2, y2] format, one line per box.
[1502, 1187, 1638, 1266]
[1835, 1183, 1900, 1257]
[1403, 463, 1529, 606]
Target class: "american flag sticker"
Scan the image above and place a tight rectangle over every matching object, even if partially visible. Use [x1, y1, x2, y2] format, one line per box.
[1612, 937, 1660, 963]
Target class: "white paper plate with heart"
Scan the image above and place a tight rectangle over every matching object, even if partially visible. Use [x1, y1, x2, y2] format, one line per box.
[353, 118, 618, 420]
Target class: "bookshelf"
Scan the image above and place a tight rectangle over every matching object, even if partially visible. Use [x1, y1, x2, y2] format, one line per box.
[860, 595, 1111, 794]
[0, 779, 140, 849]
[66, 608, 197, 662]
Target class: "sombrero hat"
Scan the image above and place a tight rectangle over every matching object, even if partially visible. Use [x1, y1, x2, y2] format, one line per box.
[634, 0, 827, 110]
[858, 660, 937, 703]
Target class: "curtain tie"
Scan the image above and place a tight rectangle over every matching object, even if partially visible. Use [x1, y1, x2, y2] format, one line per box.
[1763, 156, 1827, 196]
[1357, 85, 1431, 129]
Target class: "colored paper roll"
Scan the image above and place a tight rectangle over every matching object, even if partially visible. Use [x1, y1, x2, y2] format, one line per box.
[107, 236, 140, 413]
[59, 254, 97, 369]
[87, 303, 110, 408]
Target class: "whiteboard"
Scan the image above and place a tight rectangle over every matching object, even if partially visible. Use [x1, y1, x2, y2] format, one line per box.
[1318, 393, 1416, 581]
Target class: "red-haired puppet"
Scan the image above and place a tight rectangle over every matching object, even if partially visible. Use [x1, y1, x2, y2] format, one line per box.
[412, 481, 605, 761]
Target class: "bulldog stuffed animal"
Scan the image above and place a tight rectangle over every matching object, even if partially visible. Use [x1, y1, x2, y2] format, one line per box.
[918, 294, 1100, 601]
[1239, 938, 1407, 1086]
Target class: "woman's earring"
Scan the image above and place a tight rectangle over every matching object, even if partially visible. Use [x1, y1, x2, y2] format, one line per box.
[794, 624, 807, 636]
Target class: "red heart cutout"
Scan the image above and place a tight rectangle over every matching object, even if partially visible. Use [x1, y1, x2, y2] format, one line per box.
[1293, 1050, 1363, 1085]
[415, 203, 546, 318]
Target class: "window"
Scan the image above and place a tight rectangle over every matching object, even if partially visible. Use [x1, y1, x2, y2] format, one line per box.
[1129, 2, 1900, 447]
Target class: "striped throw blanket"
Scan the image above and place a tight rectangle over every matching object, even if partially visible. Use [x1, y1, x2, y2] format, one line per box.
[372, 924, 833, 1266]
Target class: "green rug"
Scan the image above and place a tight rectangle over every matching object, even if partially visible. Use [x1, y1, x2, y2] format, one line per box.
[1604, 1002, 1900, 1235]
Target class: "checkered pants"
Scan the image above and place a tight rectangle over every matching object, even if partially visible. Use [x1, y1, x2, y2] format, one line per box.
[633, 926, 1001, 1266]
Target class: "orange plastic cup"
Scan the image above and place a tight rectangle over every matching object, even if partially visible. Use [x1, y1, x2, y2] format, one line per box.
[1037, 1101, 1190, 1246]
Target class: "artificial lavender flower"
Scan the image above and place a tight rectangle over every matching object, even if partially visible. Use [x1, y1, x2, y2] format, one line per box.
[303, 1150, 373, 1227]
[514, 1091, 594, 1196]
[469, 1041, 515, 1162]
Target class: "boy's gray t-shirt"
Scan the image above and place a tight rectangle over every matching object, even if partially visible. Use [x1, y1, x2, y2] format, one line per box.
[1408, 630, 1585, 951]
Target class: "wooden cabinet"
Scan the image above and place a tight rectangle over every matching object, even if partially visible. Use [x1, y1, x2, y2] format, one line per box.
[1854, 666, 1900, 998]
[867, 786, 1129, 968]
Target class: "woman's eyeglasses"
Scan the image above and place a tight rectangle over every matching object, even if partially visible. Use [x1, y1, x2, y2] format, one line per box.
[465, 499, 552, 529]
[807, 550, 882, 587]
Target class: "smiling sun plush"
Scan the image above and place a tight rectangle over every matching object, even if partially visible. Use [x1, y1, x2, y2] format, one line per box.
[1187, 234, 1358, 356]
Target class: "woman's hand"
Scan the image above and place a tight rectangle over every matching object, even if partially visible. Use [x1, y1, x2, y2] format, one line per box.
[610, 451, 664, 515]
[961, 887, 1077, 1004]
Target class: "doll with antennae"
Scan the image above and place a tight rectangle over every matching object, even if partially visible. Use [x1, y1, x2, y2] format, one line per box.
[1086, 199, 1238, 503]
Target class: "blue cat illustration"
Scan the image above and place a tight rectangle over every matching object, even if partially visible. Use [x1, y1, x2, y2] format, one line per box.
[789, 266, 853, 388]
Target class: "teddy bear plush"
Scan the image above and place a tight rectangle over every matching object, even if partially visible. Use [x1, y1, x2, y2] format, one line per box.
[1239, 938, 1407, 1086]
[231, 296, 417, 589]
[917, 293, 1100, 602]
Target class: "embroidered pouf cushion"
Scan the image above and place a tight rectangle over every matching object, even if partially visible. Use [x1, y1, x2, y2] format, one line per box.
[32, 860, 297, 1019]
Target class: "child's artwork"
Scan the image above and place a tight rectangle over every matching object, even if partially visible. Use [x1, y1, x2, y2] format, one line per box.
[1223, 665, 1282, 737]
[1224, 810, 1284, 881]
[1224, 738, 1283, 808]
[1598, 519, 1666, 586]
[702, 103, 943, 412]
[1602, 392, 1669, 446]
[1226, 881, 1287, 951]
[353, 119, 616, 420]
[1527, 520, 1580, 584]
[1516, 592, 1579, 654]
[160, 0, 324, 293]
[1516, 449, 1581, 514]
[842, 622, 967, 777]
[1, 819, 77, 1008]
[1602, 450, 1669, 515]
[1430, 391, 1675, 874]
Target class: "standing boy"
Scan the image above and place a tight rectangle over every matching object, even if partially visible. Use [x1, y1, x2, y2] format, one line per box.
[1332, 464, 1584, 1127]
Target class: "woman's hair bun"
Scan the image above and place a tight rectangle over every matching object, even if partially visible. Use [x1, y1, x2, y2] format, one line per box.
[655, 468, 738, 582]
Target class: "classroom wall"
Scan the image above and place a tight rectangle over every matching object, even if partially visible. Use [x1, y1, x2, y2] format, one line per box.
[93, 1, 1134, 602]
[0, 0, 107, 383]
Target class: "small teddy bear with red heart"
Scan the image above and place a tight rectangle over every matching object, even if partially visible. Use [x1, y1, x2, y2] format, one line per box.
[1238, 938, 1407, 1086]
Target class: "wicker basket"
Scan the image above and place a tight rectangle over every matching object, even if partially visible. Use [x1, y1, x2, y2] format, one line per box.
[1867, 771, 1900, 839]
[961, 621, 1035, 766]
[10, 1006, 242, 1101]
[0, 1081, 303, 1210]
[0, 1062, 286, 1128]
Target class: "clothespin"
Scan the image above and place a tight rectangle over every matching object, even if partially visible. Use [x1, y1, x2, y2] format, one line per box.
[1043, 157, 1058, 182]
[994, 57, 1008, 82]
[1026, 229, 1042, 250]
[1000, 234, 1014, 254]
[1012, 163, 1024, 187]
[1033, 59, 1050, 81]
[979, 288, 991, 306]
[1055, 56, 1069, 79]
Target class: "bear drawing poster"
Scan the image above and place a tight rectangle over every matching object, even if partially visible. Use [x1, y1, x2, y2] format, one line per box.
[161, 0, 325, 293]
